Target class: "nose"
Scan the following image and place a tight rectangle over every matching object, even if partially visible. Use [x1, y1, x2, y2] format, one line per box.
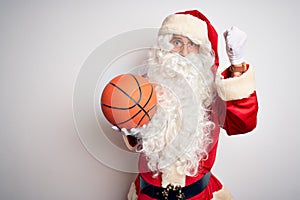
[179, 45, 189, 57]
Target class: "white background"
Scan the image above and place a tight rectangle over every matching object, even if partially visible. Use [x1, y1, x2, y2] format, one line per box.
[1, 0, 300, 199]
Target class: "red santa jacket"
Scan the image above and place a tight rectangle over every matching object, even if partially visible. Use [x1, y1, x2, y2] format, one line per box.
[132, 64, 258, 200]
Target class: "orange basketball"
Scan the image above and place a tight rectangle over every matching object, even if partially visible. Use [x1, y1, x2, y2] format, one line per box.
[101, 74, 157, 129]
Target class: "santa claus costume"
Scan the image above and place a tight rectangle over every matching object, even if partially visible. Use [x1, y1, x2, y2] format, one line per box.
[124, 10, 258, 200]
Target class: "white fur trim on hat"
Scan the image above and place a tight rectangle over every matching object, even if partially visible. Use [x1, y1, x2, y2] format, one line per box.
[215, 65, 256, 101]
[159, 14, 210, 46]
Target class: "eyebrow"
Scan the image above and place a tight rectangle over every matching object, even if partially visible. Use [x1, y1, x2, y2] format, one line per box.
[171, 37, 184, 40]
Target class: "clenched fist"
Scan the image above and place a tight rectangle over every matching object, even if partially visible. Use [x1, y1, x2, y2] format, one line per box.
[223, 26, 247, 65]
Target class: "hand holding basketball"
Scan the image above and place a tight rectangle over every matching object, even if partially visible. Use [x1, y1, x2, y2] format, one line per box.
[101, 74, 157, 130]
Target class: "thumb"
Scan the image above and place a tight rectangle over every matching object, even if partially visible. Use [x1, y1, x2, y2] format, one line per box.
[112, 126, 120, 131]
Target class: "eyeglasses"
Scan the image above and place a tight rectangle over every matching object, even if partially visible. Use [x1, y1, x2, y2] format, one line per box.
[170, 38, 200, 52]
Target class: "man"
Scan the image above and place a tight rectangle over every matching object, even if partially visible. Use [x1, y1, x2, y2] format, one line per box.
[120, 10, 258, 200]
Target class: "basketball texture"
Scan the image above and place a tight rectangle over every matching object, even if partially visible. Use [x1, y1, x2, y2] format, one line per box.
[101, 74, 157, 129]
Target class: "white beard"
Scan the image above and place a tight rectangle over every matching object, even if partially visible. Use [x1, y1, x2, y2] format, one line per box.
[139, 47, 216, 177]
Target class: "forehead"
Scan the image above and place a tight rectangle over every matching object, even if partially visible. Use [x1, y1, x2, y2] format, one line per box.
[171, 34, 192, 41]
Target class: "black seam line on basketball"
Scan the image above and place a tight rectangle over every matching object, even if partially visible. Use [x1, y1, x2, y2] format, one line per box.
[115, 109, 143, 126]
[130, 74, 150, 119]
[113, 74, 151, 126]
[107, 99, 143, 126]
[107, 81, 141, 110]
[135, 84, 154, 126]
[116, 104, 156, 126]
[115, 81, 151, 126]
[101, 103, 133, 110]
[136, 104, 157, 128]
[138, 104, 157, 123]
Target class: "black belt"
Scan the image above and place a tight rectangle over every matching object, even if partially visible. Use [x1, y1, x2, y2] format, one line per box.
[140, 172, 211, 200]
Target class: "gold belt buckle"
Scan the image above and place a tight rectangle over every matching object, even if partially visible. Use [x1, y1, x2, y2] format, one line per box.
[161, 184, 185, 200]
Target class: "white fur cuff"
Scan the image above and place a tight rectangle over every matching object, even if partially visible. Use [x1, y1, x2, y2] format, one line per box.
[127, 182, 138, 200]
[212, 186, 233, 200]
[215, 65, 255, 101]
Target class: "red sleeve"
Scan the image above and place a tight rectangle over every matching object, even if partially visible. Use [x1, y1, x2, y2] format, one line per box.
[222, 91, 258, 135]
[216, 66, 259, 135]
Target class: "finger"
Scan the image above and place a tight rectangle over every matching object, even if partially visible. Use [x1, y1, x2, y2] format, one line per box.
[121, 128, 130, 136]
[231, 26, 247, 38]
[112, 126, 120, 131]
[130, 128, 139, 135]
[131, 127, 144, 135]
[225, 26, 239, 38]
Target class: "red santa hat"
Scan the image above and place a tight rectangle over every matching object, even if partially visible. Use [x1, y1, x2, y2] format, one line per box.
[158, 10, 219, 73]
